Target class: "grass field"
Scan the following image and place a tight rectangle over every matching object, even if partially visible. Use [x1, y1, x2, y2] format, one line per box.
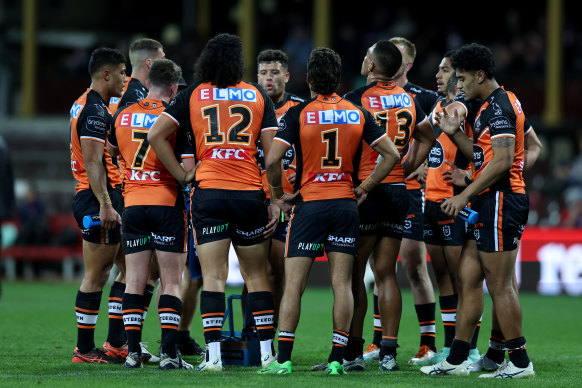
[0, 281, 581, 387]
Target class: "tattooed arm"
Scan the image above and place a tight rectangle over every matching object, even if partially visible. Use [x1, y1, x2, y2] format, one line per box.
[441, 136, 515, 217]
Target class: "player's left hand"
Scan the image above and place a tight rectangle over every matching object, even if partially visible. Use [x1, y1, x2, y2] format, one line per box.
[354, 186, 368, 206]
[440, 194, 469, 217]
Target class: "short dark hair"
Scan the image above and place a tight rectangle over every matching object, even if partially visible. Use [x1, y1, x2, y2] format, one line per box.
[307, 47, 342, 95]
[194, 33, 245, 88]
[446, 71, 458, 95]
[451, 43, 496, 79]
[148, 58, 182, 89]
[129, 38, 163, 67]
[88, 48, 126, 76]
[371, 40, 402, 78]
[257, 49, 289, 69]
[443, 50, 457, 59]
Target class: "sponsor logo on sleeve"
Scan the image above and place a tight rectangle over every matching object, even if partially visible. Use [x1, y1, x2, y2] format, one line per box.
[85, 116, 107, 135]
[489, 116, 511, 130]
[70, 103, 83, 119]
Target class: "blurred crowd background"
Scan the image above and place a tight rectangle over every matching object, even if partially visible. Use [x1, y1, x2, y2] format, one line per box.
[1, 0, 581, 243]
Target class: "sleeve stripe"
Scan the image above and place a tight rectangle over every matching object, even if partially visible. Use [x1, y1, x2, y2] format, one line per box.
[452, 101, 469, 117]
[369, 133, 388, 147]
[80, 136, 105, 144]
[161, 112, 180, 127]
[490, 133, 516, 139]
[274, 137, 291, 147]
[181, 154, 195, 159]
[261, 126, 279, 132]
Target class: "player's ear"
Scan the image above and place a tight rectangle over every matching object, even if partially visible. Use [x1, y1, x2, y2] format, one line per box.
[103, 68, 110, 82]
[285, 71, 290, 83]
[145, 79, 150, 89]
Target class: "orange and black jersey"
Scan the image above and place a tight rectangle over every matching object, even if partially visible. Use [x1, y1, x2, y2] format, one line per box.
[70, 88, 121, 193]
[472, 88, 526, 194]
[274, 94, 388, 202]
[274, 92, 305, 122]
[162, 81, 278, 191]
[403, 82, 439, 118]
[425, 95, 472, 202]
[344, 81, 427, 184]
[108, 98, 192, 207]
[402, 82, 438, 190]
[109, 77, 148, 115]
[257, 92, 304, 197]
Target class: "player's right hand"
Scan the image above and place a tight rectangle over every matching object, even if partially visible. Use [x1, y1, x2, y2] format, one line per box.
[99, 204, 119, 230]
[434, 106, 462, 136]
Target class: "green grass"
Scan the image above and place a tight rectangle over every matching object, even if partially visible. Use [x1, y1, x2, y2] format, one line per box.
[0, 281, 581, 387]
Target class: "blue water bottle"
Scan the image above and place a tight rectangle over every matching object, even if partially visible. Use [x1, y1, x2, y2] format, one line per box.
[458, 207, 478, 224]
[83, 215, 101, 228]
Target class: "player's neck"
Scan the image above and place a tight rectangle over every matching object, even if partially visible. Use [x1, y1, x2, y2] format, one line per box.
[367, 74, 392, 85]
[479, 79, 500, 101]
[131, 68, 148, 87]
[89, 81, 112, 103]
[272, 92, 285, 104]
[393, 74, 408, 88]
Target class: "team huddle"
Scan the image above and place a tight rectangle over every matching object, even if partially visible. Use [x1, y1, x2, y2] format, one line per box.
[68, 33, 540, 378]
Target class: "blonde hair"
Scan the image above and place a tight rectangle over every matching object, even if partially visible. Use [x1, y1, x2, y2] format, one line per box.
[389, 37, 416, 62]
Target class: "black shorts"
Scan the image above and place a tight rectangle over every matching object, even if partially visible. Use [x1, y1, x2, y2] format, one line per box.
[423, 200, 468, 246]
[359, 183, 408, 239]
[286, 199, 359, 258]
[403, 188, 425, 242]
[471, 191, 529, 252]
[122, 205, 187, 254]
[72, 188, 123, 244]
[191, 188, 268, 246]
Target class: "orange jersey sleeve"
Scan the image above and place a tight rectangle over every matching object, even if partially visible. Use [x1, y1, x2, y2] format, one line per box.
[70, 89, 121, 193]
[472, 88, 526, 194]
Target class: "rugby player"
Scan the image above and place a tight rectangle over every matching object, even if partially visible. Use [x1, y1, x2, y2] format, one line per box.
[148, 33, 279, 372]
[259, 47, 401, 375]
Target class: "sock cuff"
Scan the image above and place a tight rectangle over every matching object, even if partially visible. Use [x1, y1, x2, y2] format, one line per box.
[439, 294, 458, 309]
[111, 281, 126, 292]
[159, 294, 182, 313]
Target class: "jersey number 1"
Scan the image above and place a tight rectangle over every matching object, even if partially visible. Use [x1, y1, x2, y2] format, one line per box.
[321, 128, 341, 168]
